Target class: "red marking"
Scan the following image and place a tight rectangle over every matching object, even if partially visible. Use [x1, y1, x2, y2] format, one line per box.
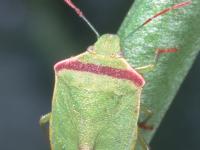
[156, 48, 177, 55]
[64, 0, 83, 17]
[142, 0, 192, 26]
[138, 122, 154, 130]
[54, 59, 145, 87]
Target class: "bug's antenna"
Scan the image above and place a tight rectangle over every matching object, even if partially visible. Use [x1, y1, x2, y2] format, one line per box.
[125, 0, 192, 39]
[64, 0, 100, 39]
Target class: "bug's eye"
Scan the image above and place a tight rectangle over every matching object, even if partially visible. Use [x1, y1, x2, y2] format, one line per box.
[117, 51, 124, 57]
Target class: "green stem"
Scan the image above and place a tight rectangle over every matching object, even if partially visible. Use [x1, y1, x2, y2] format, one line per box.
[118, 0, 200, 146]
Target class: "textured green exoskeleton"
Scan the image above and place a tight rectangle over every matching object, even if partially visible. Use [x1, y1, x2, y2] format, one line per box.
[50, 34, 145, 150]
[39, 0, 192, 149]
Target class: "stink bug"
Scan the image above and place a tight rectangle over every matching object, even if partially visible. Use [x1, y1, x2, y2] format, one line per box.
[40, 0, 192, 150]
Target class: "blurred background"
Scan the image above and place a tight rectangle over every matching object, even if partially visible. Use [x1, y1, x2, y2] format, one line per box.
[0, 0, 199, 149]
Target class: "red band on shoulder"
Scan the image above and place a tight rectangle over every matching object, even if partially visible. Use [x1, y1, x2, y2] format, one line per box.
[54, 58, 145, 87]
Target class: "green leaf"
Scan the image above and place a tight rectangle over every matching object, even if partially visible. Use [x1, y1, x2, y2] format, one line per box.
[118, 0, 200, 146]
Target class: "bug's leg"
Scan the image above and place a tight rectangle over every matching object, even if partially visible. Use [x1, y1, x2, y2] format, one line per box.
[39, 113, 51, 128]
[135, 48, 177, 74]
[137, 128, 150, 150]
[173, 0, 187, 14]
[135, 64, 155, 74]
[39, 113, 51, 143]
[39, 112, 51, 135]
[138, 105, 154, 130]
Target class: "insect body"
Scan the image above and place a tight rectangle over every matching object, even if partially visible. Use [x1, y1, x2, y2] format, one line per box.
[40, 1, 192, 150]
[51, 34, 144, 150]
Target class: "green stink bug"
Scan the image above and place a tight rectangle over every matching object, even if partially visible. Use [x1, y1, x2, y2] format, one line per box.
[40, 0, 192, 149]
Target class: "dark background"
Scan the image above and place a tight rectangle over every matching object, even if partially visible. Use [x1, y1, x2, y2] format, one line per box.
[0, 0, 199, 150]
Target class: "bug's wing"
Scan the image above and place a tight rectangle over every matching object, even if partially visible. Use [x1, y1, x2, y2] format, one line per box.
[49, 71, 79, 150]
[50, 70, 141, 150]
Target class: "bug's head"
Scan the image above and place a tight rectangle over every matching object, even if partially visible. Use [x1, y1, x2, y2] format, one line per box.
[93, 34, 121, 56]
